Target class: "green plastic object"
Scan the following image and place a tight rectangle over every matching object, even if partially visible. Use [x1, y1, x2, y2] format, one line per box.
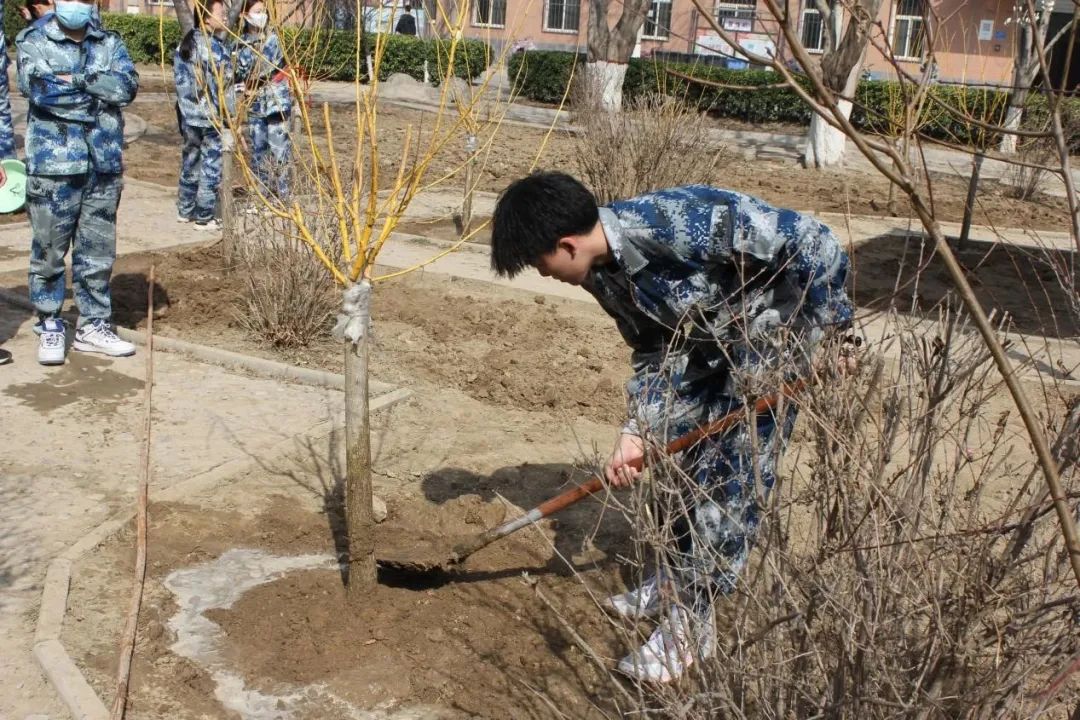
[0, 159, 26, 213]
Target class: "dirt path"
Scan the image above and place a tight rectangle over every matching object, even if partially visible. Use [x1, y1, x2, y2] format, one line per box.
[0, 303, 363, 718]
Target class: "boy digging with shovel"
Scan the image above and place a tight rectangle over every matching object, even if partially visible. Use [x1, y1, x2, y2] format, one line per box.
[490, 172, 853, 683]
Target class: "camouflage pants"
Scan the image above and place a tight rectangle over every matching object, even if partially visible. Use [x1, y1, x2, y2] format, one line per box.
[630, 359, 797, 610]
[663, 405, 796, 610]
[247, 114, 291, 199]
[177, 123, 223, 223]
[27, 172, 122, 327]
[0, 49, 16, 159]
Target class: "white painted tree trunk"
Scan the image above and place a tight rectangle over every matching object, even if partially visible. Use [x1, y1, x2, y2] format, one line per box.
[804, 98, 853, 168]
[587, 61, 628, 112]
[998, 105, 1023, 154]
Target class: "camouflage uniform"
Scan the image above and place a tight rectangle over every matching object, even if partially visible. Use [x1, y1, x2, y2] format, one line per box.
[17, 18, 138, 326]
[174, 30, 232, 222]
[587, 185, 852, 608]
[0, 7, 17, 161]
[235, 30, 291, 198]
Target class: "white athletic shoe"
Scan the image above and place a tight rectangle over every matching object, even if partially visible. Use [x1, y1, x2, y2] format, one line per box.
[605, 573, 663, 620]
[37, 318, 66, 365]
[194, 219, 223, 232]
[616, 605, 716, 684]
[177, 212, 193, 223]
[73, 320, 136, 357]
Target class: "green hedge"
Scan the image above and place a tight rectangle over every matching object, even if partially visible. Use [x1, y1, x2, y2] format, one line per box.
[101, 14, 184, 65]
[93, 13, 490, 83]
[508, 49, 1080, 150]
[3, 0, 24, 46]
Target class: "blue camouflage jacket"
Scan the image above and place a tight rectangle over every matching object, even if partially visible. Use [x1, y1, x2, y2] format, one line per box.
[235, 31, 292, 119]
[586, 185, 852, 436]
[16, 18, 138, 176]
[174, 30, 234, 129]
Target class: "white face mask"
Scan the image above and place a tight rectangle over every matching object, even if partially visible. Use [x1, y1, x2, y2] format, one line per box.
[246, 12, 268, 28]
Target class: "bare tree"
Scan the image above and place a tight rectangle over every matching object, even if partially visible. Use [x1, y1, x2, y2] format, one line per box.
[586, 0, 651, 111]
[801, 0, 885, 167]
[1000, 0, 1075, 153]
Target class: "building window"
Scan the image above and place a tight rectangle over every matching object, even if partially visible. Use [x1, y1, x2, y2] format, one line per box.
[474, 0, 506, 27]
[545, 0, 580, 32]
[643, 0, 672, 39]
[892, 0, 925, 60]
[715, 0, 754, 21]
[801, 1, 825, 53]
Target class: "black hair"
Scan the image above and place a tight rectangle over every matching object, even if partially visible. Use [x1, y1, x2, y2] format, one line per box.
[179, 0, 224, 61]
[490, 171, 599, 278]
[24, 0, 49, 11]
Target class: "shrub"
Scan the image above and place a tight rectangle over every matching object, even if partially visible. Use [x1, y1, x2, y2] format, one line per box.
[510, 49, 1061, 149]
[574, 92, 727, 204]
[101, 13, 184, 65]
[3, 0, 25, 46]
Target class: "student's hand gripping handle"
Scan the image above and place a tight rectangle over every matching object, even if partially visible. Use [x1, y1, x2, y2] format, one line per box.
[450, 382, 804, 563]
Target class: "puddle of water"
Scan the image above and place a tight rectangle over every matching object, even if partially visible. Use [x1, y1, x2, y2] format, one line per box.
[4, 353, 143, 414]
[164, 548, 436, 720]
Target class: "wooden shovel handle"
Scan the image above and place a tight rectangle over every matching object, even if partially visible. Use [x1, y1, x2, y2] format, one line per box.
[534, 380, 805, 518]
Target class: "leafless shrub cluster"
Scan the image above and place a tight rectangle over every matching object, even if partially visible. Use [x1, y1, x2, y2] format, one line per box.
[572, 92, 727, 205]
[231, 189, 343, 348]
[570, 305, 1079, 719]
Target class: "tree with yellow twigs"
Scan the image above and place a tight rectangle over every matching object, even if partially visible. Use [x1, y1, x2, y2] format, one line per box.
[208, 0, 524, 597]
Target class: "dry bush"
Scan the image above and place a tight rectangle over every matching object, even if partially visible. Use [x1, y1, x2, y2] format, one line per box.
[232, 193, 342, 348]
[573, 92, 727, 205]
[570, 305, 1080, 719]
[1004, 134, 1058, 201]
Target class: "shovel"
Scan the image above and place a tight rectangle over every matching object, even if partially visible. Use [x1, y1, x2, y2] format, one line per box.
[377, 381, 804, 576]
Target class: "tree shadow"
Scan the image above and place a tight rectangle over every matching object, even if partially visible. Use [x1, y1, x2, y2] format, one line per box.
[850, 233, 1079, 339]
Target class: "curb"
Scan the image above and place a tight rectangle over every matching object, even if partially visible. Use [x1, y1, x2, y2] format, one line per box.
[0, 287, 395, 396]
[32, 399, 407, 719]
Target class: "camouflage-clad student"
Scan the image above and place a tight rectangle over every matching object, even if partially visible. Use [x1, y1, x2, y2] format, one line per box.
[174, 0, 234, 230]
[17, 0, 139, 365]
[491, 172, 853, 683]
[235, 0, 292, 200]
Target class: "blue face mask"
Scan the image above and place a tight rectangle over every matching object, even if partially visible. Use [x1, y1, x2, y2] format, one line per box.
[55, 1, 94, 29]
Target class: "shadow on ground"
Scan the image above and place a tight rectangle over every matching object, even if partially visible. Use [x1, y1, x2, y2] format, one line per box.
[851, 234, 1079, 339]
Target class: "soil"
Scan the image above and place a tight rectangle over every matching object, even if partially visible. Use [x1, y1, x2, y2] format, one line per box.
[65, 451, 636, 718]
[102, 243, 633, 425]
[852, 234, 1080, 338]
[121, 100, 1074, 232]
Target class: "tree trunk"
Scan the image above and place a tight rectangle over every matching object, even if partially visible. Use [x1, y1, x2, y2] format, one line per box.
[585, 0, 649, 111]
[804, 98, 853, 167]
[174, 0, 195, 35]
[586, 61, 628, 112]
[802, 1, 878, 168]
[1000, 24, 1031, 155]
[344, 284, 377, 599]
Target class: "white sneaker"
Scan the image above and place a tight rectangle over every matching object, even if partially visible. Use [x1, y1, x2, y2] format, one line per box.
[177, 212, 193, 223]
[37, 318, 66, 365]
[73, 320, 136, 357]
[605, 573, 663, 620]
[616, 605, 716, 684]
[194, 219, 223, 232]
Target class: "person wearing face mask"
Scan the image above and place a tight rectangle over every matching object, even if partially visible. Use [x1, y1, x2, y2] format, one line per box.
[174, 0, 234, 230]
[234, 0, 292, 201]
[16, 0, 140, 365]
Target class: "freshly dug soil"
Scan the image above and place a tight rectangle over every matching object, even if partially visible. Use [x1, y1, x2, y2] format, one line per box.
[104, 243, 633, 425]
